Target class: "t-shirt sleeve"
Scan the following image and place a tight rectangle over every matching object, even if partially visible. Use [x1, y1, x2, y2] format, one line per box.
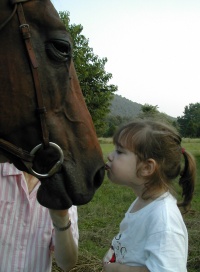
[144, 230, 187, 272]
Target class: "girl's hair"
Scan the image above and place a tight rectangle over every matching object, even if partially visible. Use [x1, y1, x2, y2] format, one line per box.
[113, 120, 196, 211]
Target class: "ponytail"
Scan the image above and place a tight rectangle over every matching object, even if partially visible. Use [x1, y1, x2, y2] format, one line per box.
[178, 150, 196, 211]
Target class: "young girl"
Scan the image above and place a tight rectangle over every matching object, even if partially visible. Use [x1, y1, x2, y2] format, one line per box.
[103, 120, 196, 272]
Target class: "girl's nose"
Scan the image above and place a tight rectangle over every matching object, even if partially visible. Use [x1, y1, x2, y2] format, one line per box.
[107, 151, 113, 162]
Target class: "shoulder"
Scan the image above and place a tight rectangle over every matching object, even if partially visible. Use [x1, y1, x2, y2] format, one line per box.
[146, 193, 186, 234]
[0, 162, 22, 177]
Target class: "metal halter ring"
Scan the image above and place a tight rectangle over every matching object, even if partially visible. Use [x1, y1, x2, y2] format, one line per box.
[29, 142, 64, 178]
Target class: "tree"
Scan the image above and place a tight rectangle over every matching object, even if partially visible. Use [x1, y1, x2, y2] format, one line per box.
[177, 103, 200, 138]
[138, 103, 178, 128]
[103, 115, 131, 137]
[59, 11, 117, 136]
[139, 104, 159, 117]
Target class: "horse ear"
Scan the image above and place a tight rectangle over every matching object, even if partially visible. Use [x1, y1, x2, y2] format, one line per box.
[11, 0, 29, 4]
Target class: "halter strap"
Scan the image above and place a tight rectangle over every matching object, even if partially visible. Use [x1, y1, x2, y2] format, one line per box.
[0, 5, 17, 31]
[11, 0, 29, 3]
[0, 139, 34, 162]
[17, 3, 50, 148]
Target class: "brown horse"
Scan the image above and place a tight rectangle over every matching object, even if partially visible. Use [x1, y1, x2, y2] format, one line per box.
[0, 0, 105, 209]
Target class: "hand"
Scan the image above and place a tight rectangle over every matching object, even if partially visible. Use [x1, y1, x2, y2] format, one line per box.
[49, 209, 69, 217]
[49, 209, 78, 271]
[49, 209, 69, 227]
[103, 263, 118, 272]
[103, 263, 150, 272]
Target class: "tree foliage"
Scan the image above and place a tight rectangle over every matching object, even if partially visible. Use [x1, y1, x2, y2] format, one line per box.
[138, 104, 159, 119]
[141, 104, 159, 114]
[102, 101, 178, 137]
[59, 11, 117, 135]
[135, 103, 179, 131]
[103, 115, 131, 137]
[177, 103, 200, 138]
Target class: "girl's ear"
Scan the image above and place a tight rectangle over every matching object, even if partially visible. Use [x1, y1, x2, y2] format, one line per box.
[141, 159, 156, 177]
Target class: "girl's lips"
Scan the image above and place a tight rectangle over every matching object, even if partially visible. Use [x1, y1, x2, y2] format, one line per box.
[105, 164, 110, 170]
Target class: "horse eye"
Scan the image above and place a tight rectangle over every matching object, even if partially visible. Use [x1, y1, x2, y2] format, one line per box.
[45, 40, 71, 62]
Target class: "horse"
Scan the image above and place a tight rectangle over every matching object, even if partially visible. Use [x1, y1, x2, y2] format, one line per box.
[0, 0, 105, 209]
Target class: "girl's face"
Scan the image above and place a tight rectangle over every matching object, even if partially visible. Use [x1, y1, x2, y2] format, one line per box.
[106, 145, 144, 189]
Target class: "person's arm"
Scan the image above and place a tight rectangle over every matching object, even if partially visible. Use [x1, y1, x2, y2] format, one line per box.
[49, 209, 78, 272]
[103, 263, 149, 272]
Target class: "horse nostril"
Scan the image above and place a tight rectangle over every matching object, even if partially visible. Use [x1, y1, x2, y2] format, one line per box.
[94, 166, 105, 189]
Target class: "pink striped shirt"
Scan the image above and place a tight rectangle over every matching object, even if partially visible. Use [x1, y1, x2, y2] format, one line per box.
[0, 163, 79, 272]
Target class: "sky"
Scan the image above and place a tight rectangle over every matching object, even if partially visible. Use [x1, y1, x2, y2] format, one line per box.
[53, 0, 200, 118]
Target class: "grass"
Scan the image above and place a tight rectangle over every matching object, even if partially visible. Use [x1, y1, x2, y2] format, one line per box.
[52, 139, 200, 272]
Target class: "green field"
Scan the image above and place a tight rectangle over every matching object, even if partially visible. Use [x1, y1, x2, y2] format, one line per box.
[53, 139, 200, 272]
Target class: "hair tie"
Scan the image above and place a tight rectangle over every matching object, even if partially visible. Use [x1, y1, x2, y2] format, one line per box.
[181, 148, 185, 154]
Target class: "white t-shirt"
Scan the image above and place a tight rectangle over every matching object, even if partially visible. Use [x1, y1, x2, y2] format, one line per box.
[111, 192, 188, 272]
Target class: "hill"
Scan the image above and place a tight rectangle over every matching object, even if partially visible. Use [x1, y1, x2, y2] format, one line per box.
[109, 94, 142, 118]
[109, 94, 176, 121]
[103, 94, 176, 137]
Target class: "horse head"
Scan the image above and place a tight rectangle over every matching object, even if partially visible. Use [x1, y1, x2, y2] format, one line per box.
[0, 0, 105, 209]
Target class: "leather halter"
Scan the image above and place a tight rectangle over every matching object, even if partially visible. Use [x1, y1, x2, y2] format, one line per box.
[0, 0, 64, 178]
